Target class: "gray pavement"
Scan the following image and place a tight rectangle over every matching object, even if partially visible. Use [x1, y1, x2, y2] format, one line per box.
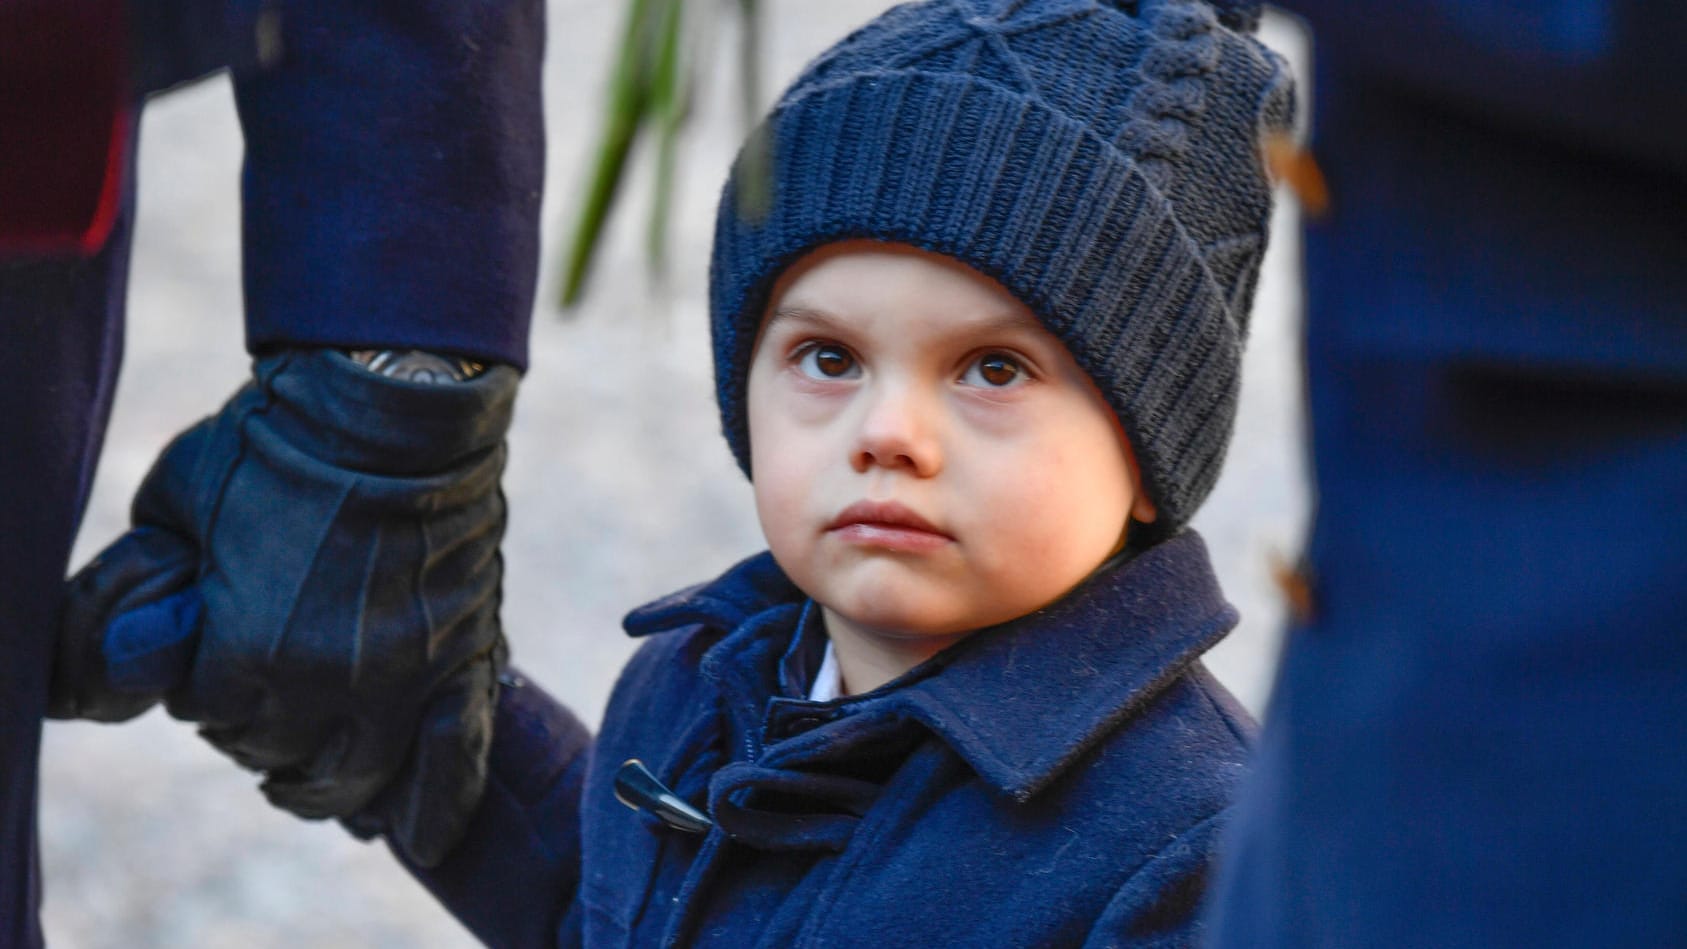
[38, 3, 1310, 944]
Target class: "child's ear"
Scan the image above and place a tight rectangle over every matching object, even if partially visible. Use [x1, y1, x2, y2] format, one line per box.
[1122, 440, 1158, 525]
[1131, 492, 1158, 525]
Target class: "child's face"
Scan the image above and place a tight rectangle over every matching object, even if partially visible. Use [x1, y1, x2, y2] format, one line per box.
[746, 240, 1156, 644]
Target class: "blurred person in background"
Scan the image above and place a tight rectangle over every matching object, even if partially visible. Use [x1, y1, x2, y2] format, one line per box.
[2, 2, 544, 945]
[1210, 2, 1687, 945]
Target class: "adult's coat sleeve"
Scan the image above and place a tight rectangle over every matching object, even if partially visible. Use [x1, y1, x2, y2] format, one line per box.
[233, 0, 546, 368]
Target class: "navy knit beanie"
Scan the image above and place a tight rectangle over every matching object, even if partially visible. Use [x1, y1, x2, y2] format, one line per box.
[710, 0, 1294, 531]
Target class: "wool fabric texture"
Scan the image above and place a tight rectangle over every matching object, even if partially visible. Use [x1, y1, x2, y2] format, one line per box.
[401, 531, 1254, 947]
[710, 0, 1293, 528]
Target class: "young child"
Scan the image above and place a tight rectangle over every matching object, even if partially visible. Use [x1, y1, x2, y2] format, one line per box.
[399, 0, 1295, 944]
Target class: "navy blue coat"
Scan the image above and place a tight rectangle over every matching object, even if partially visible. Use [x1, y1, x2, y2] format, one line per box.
[1209, 2, 1687, 945]
[0, 4, 542, 944]
[408, 532, 1253, 948]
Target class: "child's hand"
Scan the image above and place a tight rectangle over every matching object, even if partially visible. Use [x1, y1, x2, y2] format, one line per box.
[48, 526, 201, 722]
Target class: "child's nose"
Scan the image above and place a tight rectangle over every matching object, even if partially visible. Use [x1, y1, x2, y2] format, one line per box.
[849, 381, 942, 477]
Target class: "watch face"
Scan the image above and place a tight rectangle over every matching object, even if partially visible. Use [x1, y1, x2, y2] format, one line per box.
[349, 350, 485, 383]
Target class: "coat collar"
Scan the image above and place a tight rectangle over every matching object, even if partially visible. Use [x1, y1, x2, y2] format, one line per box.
[622, 531, 1237, 803]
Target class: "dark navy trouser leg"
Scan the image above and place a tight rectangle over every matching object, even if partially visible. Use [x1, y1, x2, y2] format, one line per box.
[0, 186, 133, 949]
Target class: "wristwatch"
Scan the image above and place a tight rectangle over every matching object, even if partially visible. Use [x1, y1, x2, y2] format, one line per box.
[348, 349, 485, 383]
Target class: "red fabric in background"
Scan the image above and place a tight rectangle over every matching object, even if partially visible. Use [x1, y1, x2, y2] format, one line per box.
[0, 0, 130, 256]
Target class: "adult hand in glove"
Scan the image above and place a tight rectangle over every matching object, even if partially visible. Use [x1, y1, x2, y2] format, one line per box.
[48, 348, 518, 867]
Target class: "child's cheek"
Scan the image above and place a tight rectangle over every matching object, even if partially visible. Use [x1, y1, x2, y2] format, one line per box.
[748, 408, 824, 561]
[973, 426, 1129, 578]
[750, 458, 811, 575]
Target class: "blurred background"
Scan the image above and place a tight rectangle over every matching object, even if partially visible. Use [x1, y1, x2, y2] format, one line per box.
[39, 2, 1309, 944]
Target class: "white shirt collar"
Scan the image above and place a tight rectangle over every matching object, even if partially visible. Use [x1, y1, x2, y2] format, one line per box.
[807, 639, 843, 703]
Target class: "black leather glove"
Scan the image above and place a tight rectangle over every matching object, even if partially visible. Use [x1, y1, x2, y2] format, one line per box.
[50, 348, 517, 866]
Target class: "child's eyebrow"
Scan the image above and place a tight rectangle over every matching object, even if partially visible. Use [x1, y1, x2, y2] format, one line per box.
[965, 308, 1044, 334]
[764, 304, 838, 330]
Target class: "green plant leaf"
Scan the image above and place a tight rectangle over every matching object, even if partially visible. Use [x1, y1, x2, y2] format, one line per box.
[645, 0, 687, 274]
[734, 0, 772, 221]
[560, 0, 660, 307]
[560, 0, 769, 308]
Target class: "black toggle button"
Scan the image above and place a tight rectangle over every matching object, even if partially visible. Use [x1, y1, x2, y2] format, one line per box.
[614, 759, 713, 834]
[764, 699, 847, 742]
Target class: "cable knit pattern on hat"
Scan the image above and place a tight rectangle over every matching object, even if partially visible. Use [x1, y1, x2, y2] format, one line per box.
[1117, 1, 1218, 186]
[709, 0, 1293, 530]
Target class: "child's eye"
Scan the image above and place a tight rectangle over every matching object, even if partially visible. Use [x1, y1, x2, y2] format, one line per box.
[796, 343, 859, 380]
[962, 352, 1026, 388]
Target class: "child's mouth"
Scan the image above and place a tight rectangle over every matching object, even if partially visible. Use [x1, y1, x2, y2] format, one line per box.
[826, 500, 953, 552]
